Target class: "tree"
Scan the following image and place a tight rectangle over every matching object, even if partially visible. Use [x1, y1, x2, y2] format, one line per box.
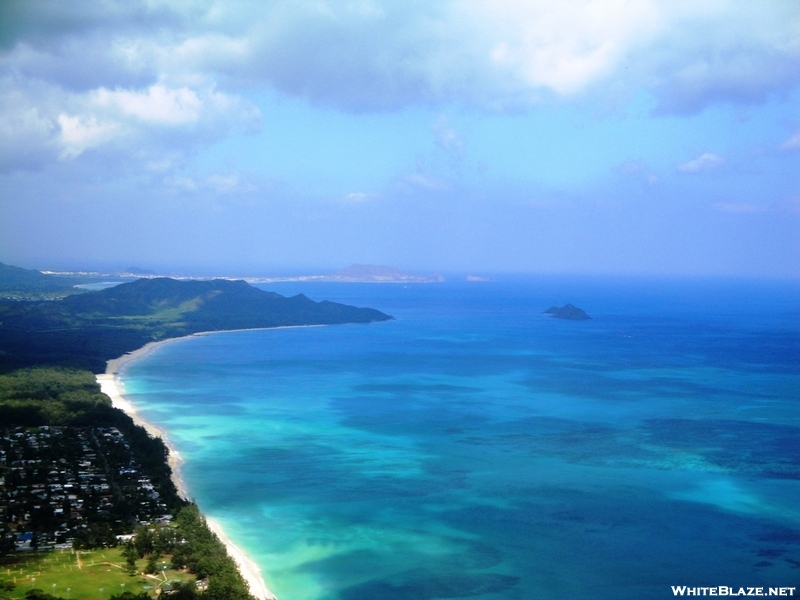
[145, 553, 159, 575]
[108, 592, 150, 600]
[119, 541, 137, 575]
[162, 581, 198, 600]
[24, 590, 62, 600]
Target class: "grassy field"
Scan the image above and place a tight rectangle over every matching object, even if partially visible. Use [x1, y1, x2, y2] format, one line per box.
[0, 548, 194, 599]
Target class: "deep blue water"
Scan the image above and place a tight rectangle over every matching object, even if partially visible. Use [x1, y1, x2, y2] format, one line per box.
[120, 277, 800, 599]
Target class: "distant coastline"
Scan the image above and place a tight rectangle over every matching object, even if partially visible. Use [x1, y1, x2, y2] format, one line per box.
[37, 263, 445, 285]
[97, 329, 286, 600]
[242, 263, 444, 284]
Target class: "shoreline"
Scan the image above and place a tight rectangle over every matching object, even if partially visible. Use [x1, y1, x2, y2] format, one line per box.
[97, 330, 281, 600]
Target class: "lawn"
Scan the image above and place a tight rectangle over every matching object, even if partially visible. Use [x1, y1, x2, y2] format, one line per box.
[0, 548, 194, 599]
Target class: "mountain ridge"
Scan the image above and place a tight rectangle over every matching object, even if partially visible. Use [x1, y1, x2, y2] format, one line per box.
[0, 261, 84, 299]
[0, 276, 393, 373]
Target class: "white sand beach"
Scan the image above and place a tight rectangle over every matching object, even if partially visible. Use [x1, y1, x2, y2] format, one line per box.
[97, 339, 276, 600]
[206, 517, 276, 600]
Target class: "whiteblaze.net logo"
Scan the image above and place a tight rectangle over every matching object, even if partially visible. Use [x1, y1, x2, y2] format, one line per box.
[672, 587, 796, 597]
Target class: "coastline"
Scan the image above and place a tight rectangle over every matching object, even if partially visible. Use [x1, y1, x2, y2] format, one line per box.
[97, 332, 277, 600]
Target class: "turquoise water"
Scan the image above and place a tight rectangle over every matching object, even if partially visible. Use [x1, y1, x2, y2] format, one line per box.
[120, 278, 800, 600]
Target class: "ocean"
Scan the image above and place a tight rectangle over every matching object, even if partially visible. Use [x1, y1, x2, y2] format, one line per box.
[118, 277, 800, 600]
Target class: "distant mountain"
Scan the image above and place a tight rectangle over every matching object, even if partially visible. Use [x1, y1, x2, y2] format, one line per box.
[0, 262, 82, 300]
[61, 277, 392, 327]
[543, 304, 591, 320]
[0, 277, 393, 373]
[325, 264, 444, 283]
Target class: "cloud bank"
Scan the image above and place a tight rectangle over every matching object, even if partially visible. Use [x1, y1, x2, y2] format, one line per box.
[2, 0, 799, 172]
[677, 153, 725, 173]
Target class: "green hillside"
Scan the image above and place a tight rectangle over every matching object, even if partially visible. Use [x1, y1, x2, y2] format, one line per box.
[0, 262, 82, 300]
[0, 277, 393, 373]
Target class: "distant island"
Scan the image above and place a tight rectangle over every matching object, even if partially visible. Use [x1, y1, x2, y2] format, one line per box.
[543, 304, 591, 320]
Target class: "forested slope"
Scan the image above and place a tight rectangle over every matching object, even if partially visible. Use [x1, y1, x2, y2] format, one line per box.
[0, 277, 392, 372]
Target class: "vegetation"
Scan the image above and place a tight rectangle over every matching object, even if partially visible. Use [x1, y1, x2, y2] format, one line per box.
[0, 276, 392, 373]
[0, 545, 195, 599]
[0, 507, 255, 600]
[0, 368, 181, 513]
[0, 368, 109, 426]
[0, 368, 183, 563]
[0, 263, 84, 301]
[0, 368, 256, 599]
[126, 506, 253, 600]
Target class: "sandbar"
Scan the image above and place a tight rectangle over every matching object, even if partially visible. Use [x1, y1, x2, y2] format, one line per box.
[98, 332, 278, 600]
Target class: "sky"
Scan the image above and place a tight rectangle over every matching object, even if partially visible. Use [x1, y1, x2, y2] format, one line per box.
[1, 1, 799, 278]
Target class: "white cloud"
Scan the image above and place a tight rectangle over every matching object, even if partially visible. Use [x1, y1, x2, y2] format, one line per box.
[57, 114, 120, 159]
[165, 173, 254, 195]
[431, 115, 465, 156]
[713, 202, 767, 213]
[0, 74, 260, 171]
[781, 130, 800, 151]
[92, 85, 203, 125]
[0, 90, 58, 170]
[617, 160, 648, 174]
[207, 173, 254, 194]
[472, 0, 664, 95]
[342, 192, 376, 203]
[1, 0, 798, 173]
[226, 0, 800, 111]
[676, 153, 725, 173]
[405, 173, 450, 191]
[165, 175, 199, 192]
[617, 160, 659, 185]
[145, 158, 175, 173]
[5, 1, 796, 114]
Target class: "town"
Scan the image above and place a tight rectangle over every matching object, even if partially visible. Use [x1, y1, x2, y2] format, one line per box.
[1, 426, 171, 554]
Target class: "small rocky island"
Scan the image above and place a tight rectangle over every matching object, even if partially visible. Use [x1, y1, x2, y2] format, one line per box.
[543, 304, 591, 320]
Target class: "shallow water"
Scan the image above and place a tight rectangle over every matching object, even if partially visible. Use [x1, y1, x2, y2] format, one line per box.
[121, 278, 800, 599]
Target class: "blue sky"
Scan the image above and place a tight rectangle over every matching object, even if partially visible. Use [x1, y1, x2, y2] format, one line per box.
[1, 1, 798, 277]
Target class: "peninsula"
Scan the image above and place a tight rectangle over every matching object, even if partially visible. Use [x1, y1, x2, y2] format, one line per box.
[22, 262, 446, 286]
[0, 275, 392, 373]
